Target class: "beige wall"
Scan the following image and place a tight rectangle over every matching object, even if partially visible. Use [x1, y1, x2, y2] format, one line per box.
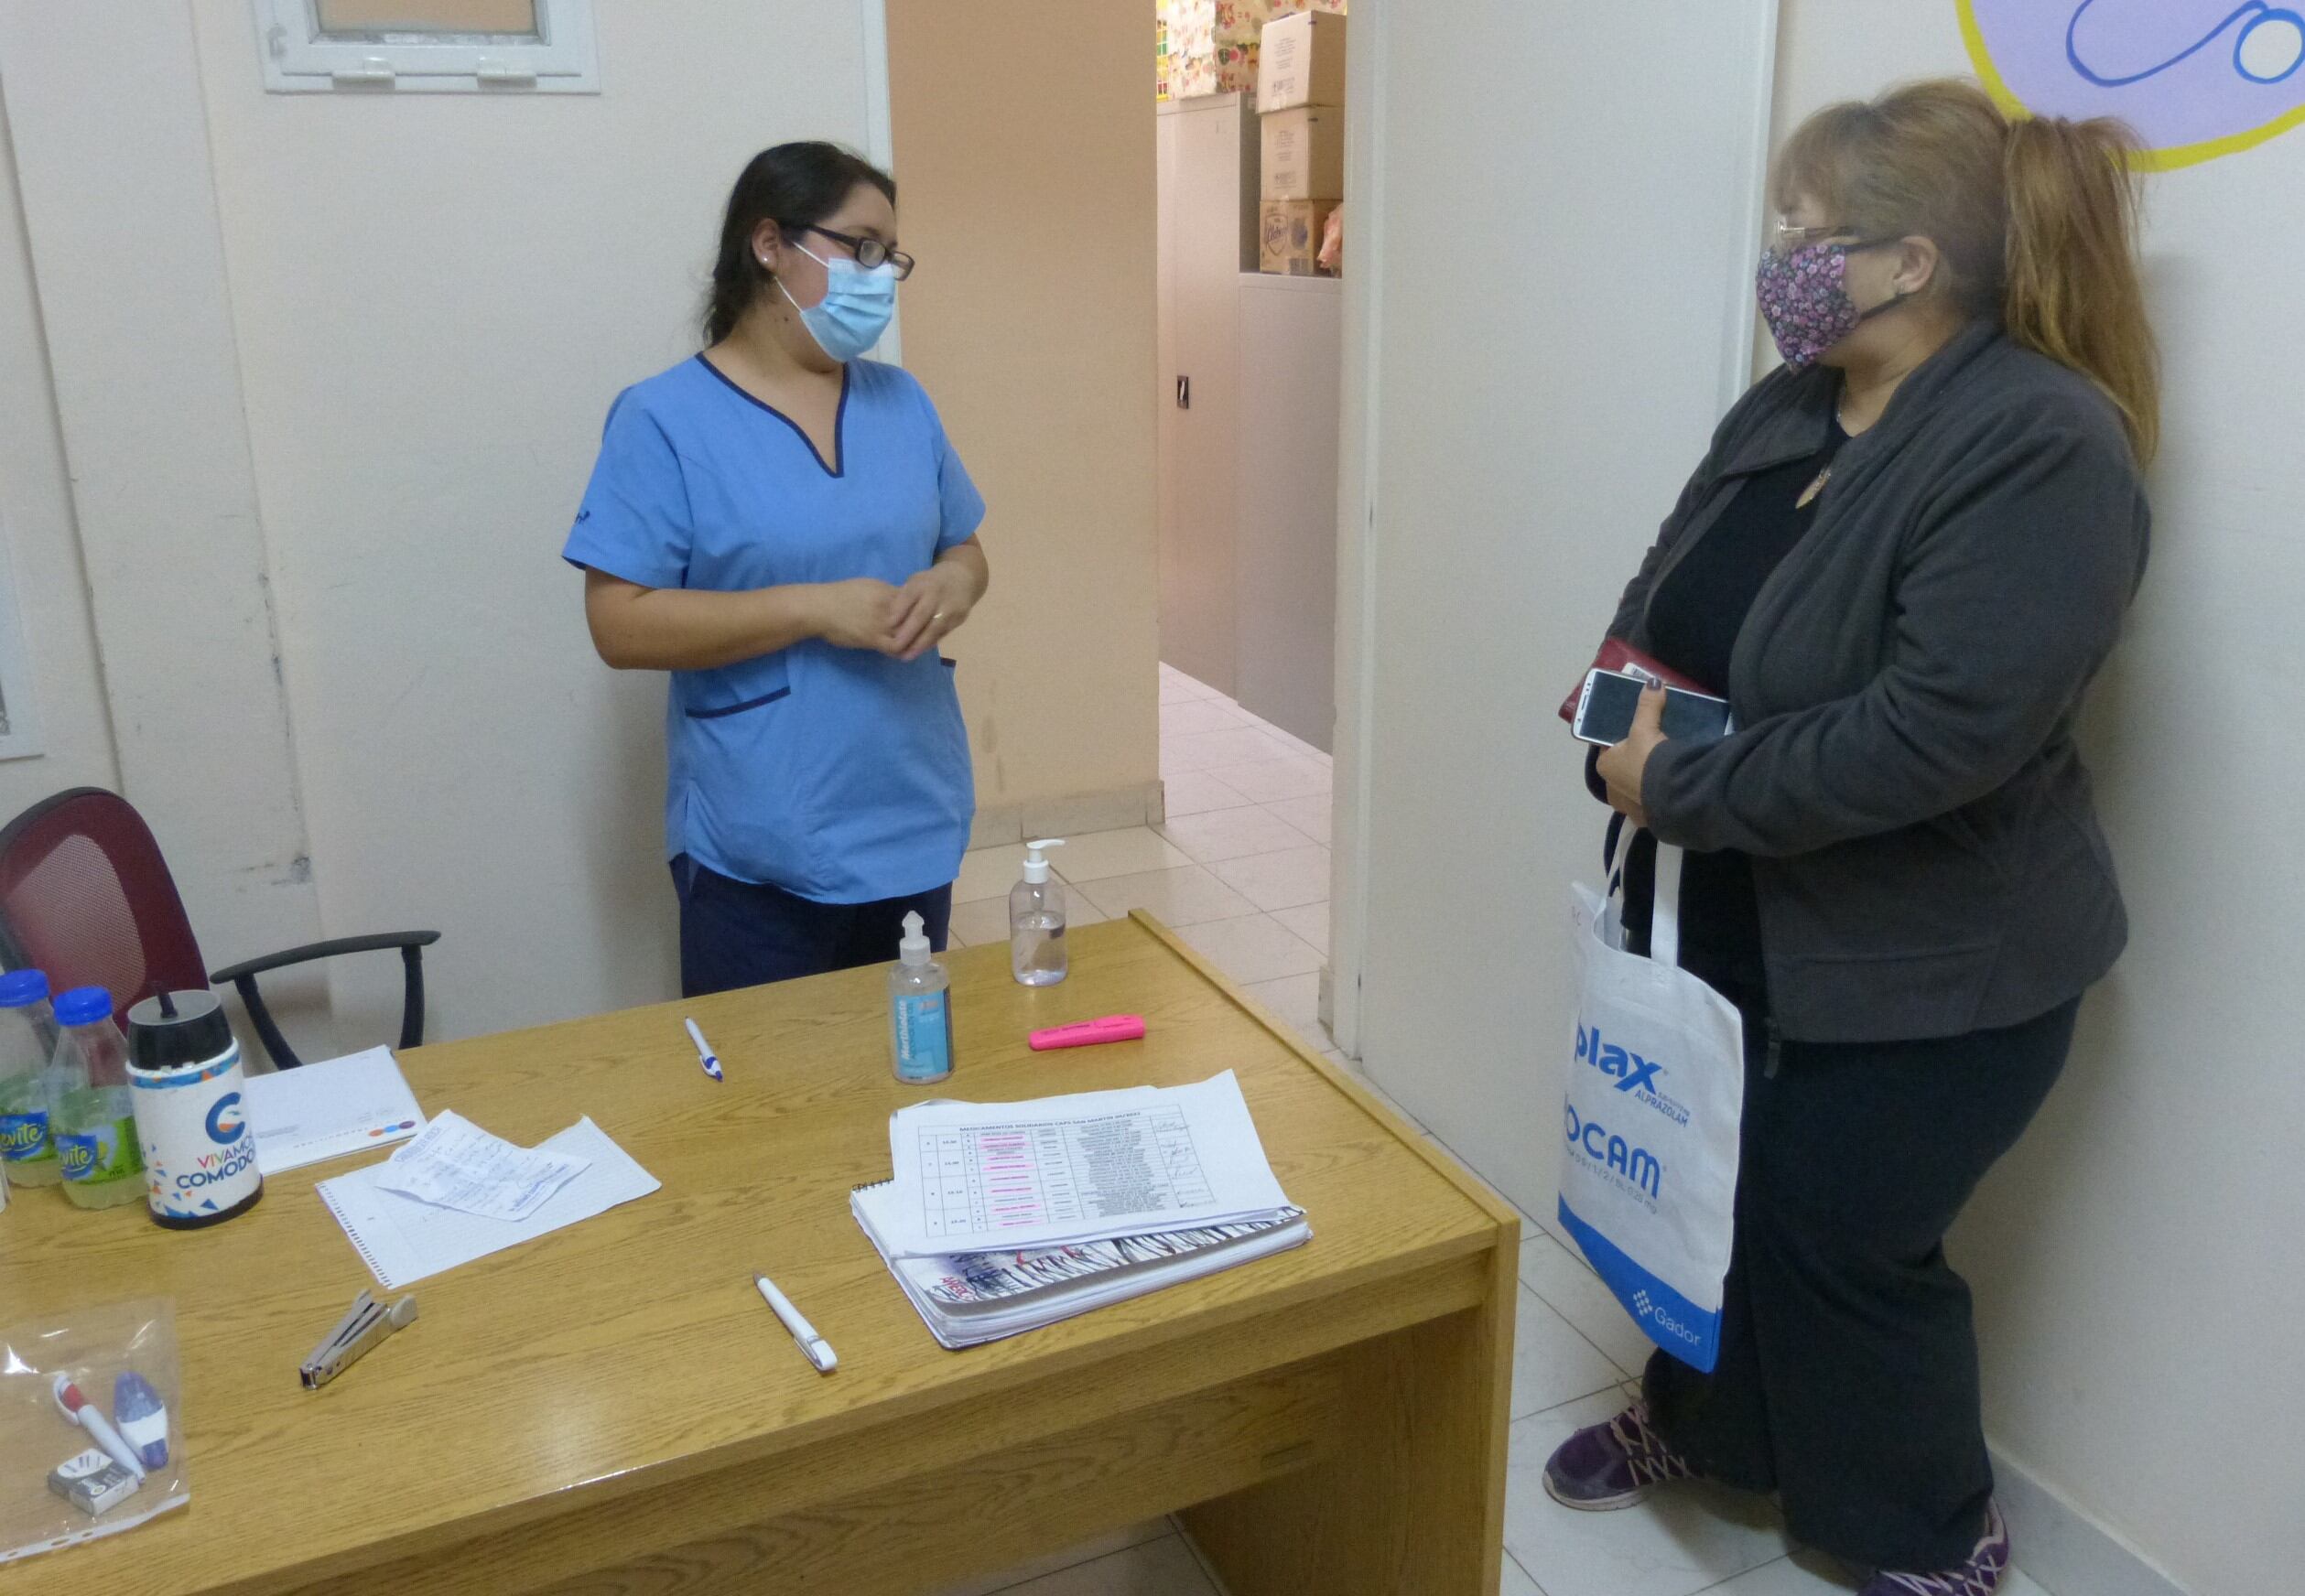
[885, 0, 1161, 837]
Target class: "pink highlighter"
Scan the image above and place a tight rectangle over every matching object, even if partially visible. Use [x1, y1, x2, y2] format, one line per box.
[1029, 1015, 1147, 1051]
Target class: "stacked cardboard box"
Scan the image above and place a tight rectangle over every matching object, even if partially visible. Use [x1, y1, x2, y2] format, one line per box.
[1256, 10, 1346, 274]
[1167, 0, 1271, 100]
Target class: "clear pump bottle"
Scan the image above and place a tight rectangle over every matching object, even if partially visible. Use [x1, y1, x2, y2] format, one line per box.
[1009, 837, 1069, 987]
[889, 911, 954, 1084]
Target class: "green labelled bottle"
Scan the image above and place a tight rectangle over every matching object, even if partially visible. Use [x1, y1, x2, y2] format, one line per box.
[51, 986, 146, 1210]
[0, 969, 63, 1187]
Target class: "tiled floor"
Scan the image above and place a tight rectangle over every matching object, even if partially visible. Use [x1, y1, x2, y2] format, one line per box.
[938, 666, 2055, 1596]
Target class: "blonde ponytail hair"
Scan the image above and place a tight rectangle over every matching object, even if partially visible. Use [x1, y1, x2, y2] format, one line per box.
[1774, 80, 2161, 462]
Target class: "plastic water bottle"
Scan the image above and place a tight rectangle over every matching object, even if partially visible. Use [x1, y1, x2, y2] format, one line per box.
[50, 987, 146, 1210]
[0, 969, 64, 1188]
[1009, 837, 1069, 987]
[889, 911, 954, 1084]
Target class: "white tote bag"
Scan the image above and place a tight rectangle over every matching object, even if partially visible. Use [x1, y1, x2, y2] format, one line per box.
[1559, 826, 1745, 1372]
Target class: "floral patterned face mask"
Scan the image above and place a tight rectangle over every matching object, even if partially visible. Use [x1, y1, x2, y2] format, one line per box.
[1755, 239, 1903, 369]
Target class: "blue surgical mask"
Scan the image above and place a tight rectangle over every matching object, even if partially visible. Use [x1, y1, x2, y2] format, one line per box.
[779, 243, 896, 361]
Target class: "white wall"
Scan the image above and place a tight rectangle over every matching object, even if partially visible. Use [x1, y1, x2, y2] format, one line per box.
[0, 1, 884, 1046]
[1771, 12, 2305, 1595]
[1337, 0, 1777, 1246]
[0, 102, 117, 817]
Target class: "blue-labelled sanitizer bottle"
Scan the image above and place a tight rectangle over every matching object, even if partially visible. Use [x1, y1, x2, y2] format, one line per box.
[889, 911, 953, 1084]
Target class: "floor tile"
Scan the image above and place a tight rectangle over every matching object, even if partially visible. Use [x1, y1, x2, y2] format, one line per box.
[1176, 913, 1326, 985]
[1054, 827, 1195, 882]
[1164, 726, 1298, 771]
[1159, 674, 1216, 706]
[1242, 971, 1325, 1041]
[998, 1533, 1217, 1595]
[932, 1523, 1174, 1596]
[1511, 1283, 1629, 1419]
[1261, 794, 1331, 846]
[1209, 846, 1332, 912]
[1521, 1231, 1657, 1377]
[955, 845, 1023, 903]
[1700, 1549, 1861, 1594]
[1159, 740, 1224, 779]
[951, 881, 1113, 950]
[1158, 698, 1250, 738]
[1158, 770, 1257, 819]
[1269, 902, 1330, 956]
[1156, 806, 1316, 865]
[1077, 865, 1258, 928]
[1503, 1551, 1547, 1596]
[1207, 756, 1330, 803]
[1506, 1392, 1791, 1596]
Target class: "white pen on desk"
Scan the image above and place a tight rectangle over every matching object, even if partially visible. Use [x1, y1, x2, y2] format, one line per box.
[684, 1018, 723, 1083]
[753, 1272, 838, 1374]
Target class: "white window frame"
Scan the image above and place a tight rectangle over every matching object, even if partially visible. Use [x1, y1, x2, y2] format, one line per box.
[253, 0, 600, 94]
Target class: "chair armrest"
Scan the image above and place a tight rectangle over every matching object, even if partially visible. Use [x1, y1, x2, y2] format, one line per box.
[209, 931, 441, 1067]
[208, 930, 440, 987]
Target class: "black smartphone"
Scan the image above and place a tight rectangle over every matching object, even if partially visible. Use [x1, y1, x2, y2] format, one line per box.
[1571, 667, 1733, 748]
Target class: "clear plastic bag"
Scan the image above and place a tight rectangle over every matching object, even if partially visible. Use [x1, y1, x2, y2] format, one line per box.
[0, 1297, 190, 1565]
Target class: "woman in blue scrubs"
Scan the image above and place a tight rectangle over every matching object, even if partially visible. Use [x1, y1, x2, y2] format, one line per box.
[566, 143, 988, 998]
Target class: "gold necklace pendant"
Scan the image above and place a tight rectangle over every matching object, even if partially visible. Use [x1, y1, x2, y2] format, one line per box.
[1795, 465, 1832, 510]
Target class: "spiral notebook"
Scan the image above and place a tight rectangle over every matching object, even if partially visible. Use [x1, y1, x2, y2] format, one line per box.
[317, 1116, 659, 1289]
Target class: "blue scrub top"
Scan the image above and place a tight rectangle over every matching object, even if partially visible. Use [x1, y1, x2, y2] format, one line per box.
[564, 355, 985, 904]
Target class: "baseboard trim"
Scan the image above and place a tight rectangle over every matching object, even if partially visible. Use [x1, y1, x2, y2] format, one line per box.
[969, 781, 1166, 851]
[1989, 1443, 2192, 1596]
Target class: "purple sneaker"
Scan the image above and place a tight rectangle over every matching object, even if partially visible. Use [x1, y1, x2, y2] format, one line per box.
[1541, 1399, 1699, 1511]
[1858, 1501, 2011, 1595]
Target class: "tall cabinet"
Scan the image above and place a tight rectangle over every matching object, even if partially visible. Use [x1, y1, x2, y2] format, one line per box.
[1233, 273, 1341, 751]
[1155, 92, 1258, 697]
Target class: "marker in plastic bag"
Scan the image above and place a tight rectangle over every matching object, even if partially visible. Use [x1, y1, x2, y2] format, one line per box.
[1029, 1016, 1147, 1051]
[114, 1372, 169, 1469]
[52, 1375, 145, 1480]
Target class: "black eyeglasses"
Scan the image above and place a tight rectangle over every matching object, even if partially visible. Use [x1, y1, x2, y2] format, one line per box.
[791, 223, 916, 280]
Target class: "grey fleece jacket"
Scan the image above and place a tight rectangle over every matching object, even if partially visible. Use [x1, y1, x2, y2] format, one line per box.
[1614, 320, 2149, 1043]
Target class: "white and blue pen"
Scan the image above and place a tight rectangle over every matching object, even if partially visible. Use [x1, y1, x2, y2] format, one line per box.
[684, 1017, 723, 1083]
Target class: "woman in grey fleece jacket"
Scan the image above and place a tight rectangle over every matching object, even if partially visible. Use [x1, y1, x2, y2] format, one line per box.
[1546, 81, 2159, 1595]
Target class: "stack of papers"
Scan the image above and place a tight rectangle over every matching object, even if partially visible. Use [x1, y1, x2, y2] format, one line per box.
[318, 1116, 659, 1289]
[858, 1071, 1308, 1345]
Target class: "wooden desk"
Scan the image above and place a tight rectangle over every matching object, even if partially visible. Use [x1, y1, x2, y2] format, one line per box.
[0, 915, 1518, 1596]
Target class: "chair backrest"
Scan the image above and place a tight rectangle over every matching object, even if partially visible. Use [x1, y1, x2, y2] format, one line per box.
[0, 788, 209, 1020]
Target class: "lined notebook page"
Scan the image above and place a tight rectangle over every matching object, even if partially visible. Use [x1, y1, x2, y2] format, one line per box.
[317, 1116, 658, 1289]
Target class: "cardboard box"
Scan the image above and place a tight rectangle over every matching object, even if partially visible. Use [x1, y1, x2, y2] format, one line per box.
[1260, 198, 1339, 275]
[1258, 10, 1347, 112]
[1260, 104, 1343, 200]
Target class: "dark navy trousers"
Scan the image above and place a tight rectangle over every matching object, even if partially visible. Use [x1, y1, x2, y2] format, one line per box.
[672, 854, 953, 998]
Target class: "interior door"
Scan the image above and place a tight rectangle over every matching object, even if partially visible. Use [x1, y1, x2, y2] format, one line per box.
[1347, 1, 1778, 1216]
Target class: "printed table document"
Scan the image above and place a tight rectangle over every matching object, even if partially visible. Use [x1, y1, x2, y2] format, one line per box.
[882, 1071, 1292, 1257]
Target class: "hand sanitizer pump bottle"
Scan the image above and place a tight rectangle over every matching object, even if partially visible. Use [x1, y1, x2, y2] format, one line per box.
[889, 911, 954, 1084]
[1009, 838, 1069, 987]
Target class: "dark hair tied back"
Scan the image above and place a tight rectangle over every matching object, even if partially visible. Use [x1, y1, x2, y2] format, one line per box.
[704, 141, 896, 345]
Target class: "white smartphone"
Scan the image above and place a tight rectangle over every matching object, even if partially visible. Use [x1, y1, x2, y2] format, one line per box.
[1572, 667, 1734, 748]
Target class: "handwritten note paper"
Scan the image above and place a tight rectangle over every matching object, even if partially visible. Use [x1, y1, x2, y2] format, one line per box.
[376, 1110, 591, 1222]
